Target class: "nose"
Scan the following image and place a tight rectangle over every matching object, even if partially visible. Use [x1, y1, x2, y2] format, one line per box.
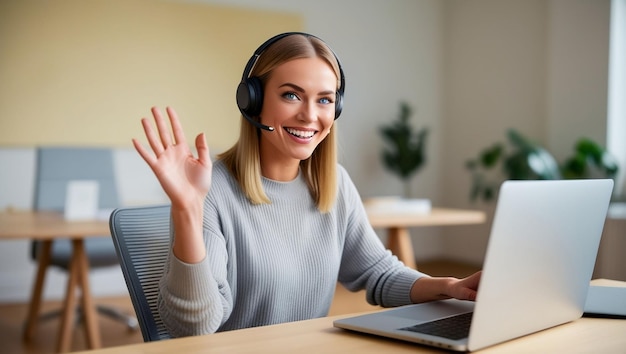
[297, 100, 318, 123]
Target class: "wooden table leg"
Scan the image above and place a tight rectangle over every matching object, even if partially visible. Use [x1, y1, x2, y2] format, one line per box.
[23, 240, 52, 342]
[56, 239, 102, 353]
[386, 227, 417, 269]
[75, 239, 101, 349]
[57, 243, 80, 353]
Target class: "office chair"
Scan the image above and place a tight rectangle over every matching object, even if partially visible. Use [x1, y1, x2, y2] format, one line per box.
[109, 204, 173, 342]
[31, 146, 138, 330]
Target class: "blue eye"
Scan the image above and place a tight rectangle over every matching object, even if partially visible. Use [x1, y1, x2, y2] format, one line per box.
[283, 92, 299, 101]
[319, 97, 332, 105]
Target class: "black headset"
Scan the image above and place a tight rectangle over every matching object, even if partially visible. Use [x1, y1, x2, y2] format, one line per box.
[235, 32, 346, 131]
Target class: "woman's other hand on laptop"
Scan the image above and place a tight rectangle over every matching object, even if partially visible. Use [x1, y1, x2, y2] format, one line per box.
[410, 271, 482, 303]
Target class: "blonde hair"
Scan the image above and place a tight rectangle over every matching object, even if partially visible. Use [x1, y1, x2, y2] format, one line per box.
[218, 34, 341, 212]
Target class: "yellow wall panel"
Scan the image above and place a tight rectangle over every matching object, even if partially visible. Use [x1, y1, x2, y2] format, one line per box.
[0, 0, 303, 151]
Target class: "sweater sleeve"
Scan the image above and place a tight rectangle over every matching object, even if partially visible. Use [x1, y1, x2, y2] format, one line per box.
[335, 166, 428, 307]
[157, 188, 233, 337]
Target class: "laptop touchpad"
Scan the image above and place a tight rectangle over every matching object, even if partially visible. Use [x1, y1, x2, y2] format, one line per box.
[385, 299, 475, 322]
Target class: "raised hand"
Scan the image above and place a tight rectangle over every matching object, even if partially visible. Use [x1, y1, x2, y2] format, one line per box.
[132, 106, 212, 209]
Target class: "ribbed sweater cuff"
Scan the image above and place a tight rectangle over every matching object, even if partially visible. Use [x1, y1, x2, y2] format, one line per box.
[384, 270, 427, 307]
[165, 256, 215, 299]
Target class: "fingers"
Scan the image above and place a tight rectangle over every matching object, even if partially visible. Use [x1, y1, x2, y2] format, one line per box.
[469, 271, 482, 288]
[151, 106, 173, 148]
[140, 106, 185, 155]
[464, 289, 478, 302]
[141, 117, 165, 156]
[132, 138, 156, 168]
[167, 106, 188, 147]
[459, 271, 481, 301]
[461, 271, 481, 290]
[136, 106, 203, 162]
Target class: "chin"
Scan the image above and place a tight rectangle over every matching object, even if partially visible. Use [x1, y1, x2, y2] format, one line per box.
[291, 150, 316, 161]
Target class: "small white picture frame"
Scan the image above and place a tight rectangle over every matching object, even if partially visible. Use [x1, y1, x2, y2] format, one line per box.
[64, 180, 99, 221]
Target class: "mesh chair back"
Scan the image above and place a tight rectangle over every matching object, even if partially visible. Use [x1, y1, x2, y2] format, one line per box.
[109, 204, 173, 342]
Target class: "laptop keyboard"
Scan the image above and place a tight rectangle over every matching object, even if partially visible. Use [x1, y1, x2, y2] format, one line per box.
[399, 312, 473, 340]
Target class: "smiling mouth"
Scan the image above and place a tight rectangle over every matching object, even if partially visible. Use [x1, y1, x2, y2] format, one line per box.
[285, 127, 317, 139]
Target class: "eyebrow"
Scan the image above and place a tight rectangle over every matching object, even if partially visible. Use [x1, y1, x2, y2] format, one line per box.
[279, 83, 335, 96]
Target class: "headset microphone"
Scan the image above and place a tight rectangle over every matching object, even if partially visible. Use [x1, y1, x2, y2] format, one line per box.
[248, 118, 274, 132]
[242, 112, 274, 132]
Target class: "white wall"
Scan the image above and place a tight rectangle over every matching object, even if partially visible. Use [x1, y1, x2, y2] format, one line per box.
[0, 0, 617, 301]
[440, 0, 612, 264]
[440, 0, 551, 263]
[547, 0, 611, 160]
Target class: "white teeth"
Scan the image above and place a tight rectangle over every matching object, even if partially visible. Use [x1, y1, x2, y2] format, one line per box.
[285, 128, 315, 138]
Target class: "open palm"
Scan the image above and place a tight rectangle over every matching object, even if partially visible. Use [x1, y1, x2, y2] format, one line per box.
[133, 107, 212, 208]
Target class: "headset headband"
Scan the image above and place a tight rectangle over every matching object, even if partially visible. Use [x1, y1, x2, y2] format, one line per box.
[241, 32, 345, 96]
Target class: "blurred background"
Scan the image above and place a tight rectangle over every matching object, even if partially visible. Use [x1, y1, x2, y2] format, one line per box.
[1, 0, 624, 303]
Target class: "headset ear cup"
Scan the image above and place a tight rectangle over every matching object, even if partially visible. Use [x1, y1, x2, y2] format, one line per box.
[249, 77, 264, 116]
[236, 81, 251, 113]
[236, 77, 264, 117]
[334, 92, 343, 119]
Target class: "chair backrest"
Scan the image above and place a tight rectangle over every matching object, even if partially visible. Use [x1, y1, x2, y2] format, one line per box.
[32, 146, 120, 267]
[109, 204, 173, 342]
[34, 146, 119, 211]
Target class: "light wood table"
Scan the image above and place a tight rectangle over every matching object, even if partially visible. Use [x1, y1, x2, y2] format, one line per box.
[72, 279, 626, 354]
[0, 210, 111, 353]
[367, 207, 487, 269]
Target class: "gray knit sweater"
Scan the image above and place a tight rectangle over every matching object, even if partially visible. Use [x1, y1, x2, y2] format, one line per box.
[158, 160, 426, 337]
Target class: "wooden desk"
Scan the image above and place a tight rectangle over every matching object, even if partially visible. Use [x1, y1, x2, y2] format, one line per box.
[71, 279, 626, 354]
[367, 207, 486, 269]
[0, 210, 111, 353]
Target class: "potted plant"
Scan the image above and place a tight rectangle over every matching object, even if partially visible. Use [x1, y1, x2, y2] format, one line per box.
[466, 129, 619, 202]
[379, 101, 429, 198]
[561, 138, 619, 179]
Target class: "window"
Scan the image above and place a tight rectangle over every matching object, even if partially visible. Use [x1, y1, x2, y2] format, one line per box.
[607, 0, 626, 199]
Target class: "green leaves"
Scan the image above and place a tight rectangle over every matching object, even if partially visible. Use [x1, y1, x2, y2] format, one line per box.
[561, 138, 619, 179]
[466, 129, 617, 202]
[379, 102, 429, 196]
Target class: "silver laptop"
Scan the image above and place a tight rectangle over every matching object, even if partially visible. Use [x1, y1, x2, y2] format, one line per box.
[334, 179, 614, 352]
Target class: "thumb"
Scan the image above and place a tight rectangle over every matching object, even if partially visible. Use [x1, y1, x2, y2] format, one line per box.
[195, 133, 211, 165]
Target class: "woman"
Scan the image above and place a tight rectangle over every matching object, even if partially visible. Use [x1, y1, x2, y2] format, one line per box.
[133, 32, 480, 338]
